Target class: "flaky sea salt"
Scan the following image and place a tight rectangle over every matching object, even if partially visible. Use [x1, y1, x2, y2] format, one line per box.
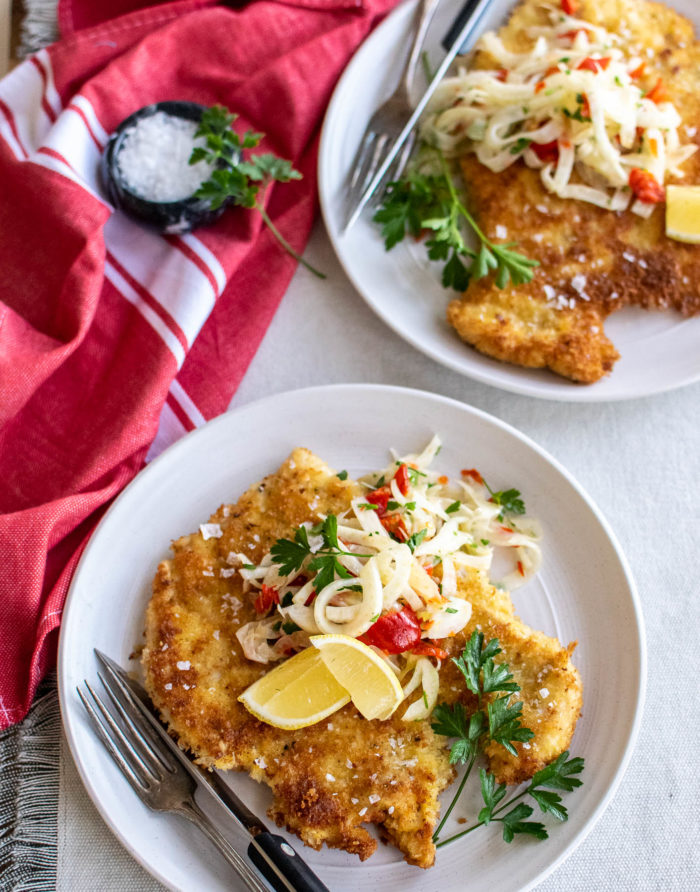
[200, 523, 223, 540]
[116, 112, 215, 202]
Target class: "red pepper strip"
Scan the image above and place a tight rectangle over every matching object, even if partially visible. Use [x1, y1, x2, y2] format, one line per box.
[646, 78, 669, 104]
[360, 605, 422, 654]
[517, 561, 525, 577]
[534, 65, 560, 94]
[531, 140, 560, 164]
[629, 61, 645, 79]
[561, 0, 579, 13]
[628, 168, 665, 203]
[366, 485, 391, 515]
[254, 584, 279, 614]
[496, 68, 508, 82]
[461, 468, 484, 484]
[411, 641, 450, 661]
[380, 513, 408, 542]
[304, 589, 317, 607]
[577, 56, 611, 73]
[394, 463, 410, 496]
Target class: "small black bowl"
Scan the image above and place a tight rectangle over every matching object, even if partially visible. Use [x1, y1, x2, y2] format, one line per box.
[101, 101, 229, 234]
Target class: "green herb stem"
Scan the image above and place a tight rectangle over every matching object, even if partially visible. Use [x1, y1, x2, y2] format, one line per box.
[435, 788, 530, 849]
[433, 753, 477, 842]
[257, 205, 326, 279]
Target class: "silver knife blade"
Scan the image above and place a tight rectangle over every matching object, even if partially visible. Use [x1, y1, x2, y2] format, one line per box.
[343, 0, 494, 233]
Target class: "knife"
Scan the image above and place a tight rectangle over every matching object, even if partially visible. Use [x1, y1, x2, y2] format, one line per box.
[441, 0, 485, 53]
[95, 649, 330, 892]
[343, 0, 495, 233]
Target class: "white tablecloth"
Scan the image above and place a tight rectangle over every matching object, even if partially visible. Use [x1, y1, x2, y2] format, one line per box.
[56, 220, 700, 891]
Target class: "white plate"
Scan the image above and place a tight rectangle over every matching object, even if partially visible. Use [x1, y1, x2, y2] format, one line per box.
[318, 0, 700, 401]
[59, 384, 645, 891]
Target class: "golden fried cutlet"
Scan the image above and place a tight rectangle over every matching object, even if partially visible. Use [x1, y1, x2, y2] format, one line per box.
[142, 449, 582, 867]
[448, 0, 700, 383]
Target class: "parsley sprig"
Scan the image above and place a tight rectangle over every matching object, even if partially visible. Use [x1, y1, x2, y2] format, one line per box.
[431, 631, 533, 839]
[373, 148, 538, 291]
[190, 106, 324, 278]
[437, 752, 585, 847]
[270, 515, 370, 592]
[431, 631, 583, 846]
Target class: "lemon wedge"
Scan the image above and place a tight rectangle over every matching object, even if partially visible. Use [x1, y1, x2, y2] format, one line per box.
[666, 185, 700, 244]
[238, 646, 351, 729]
[310, 634, 404, 721]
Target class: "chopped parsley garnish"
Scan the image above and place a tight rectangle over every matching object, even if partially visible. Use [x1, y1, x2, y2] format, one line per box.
[280, 591, 294, 607]
[270, 515, 371, 592]
[480, 478, 526, 519]
[445, 607, 458, 614]
[509, 137, 532, 155]
[336, 470, 348, 480]
[445, 500, 461, 514]
[242, 563, 256, 570]
[281, 621, 302, 634]
[405, 528, 428, 553]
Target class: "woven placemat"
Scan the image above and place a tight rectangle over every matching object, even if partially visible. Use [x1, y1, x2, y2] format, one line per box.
[0, 676, 61, 892]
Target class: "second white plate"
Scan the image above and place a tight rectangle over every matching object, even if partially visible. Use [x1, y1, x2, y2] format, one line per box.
[59, 385, 645, 891]
[319, 0, 700, 401]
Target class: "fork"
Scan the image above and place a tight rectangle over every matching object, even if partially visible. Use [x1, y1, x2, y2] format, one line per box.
[343, 0, 441, 226]
[77, 677, 271, 892]
[78, 658, 330, 892]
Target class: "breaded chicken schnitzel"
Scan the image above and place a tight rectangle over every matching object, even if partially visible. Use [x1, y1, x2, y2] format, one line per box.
[447, 0, 700, 382]
[142, 449, 582, 867]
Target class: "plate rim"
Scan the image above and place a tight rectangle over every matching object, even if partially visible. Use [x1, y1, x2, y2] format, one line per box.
[318, 0, 700, 403]
[58, 383, 648, 890]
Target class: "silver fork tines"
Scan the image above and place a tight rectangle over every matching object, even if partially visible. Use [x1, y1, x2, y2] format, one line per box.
[343, 0, 440, 226]
[77, 677, 270, 892]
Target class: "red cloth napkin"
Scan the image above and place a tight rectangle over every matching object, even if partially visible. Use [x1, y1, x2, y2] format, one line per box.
[0, 0, 398, 729]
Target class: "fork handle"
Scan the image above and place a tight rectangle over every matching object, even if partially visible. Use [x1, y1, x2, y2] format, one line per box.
[401, 0, 442, 99]
[248, 832, 331, 892]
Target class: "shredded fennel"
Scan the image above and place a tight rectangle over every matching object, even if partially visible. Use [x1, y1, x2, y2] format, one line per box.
[232, 436, 542, 720]
[420, 4, 696, 213]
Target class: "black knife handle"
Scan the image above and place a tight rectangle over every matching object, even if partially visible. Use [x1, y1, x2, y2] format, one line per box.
[247, 832, 330, 892]
[442, 0, 484, 54]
